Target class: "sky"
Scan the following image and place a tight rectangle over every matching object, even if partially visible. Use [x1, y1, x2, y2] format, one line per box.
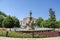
[0, 0, 60, 20]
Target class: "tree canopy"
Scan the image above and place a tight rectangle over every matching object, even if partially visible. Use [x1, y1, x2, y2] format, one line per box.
[0, 11, 7, 17]
[12, 16, 20, 27]
[2, 16, 14, 28]
[35, 8, 60, 28]
[2, 16, 20, 28]
[35, 17, 44, 27]
[0, 11, 20, 28]
[0, 15, 4, 27]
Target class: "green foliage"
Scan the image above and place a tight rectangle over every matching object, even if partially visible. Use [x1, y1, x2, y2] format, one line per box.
[12, 16, 20, 27]
[59, 20, 60, 28]
[41, 20, 49, 28]
[38, 8, 59, 28]
[49, 8, 56, 21]
[35, 8, 59, 28]
[35, 17, 44, 27]
[48, 8, 57, 28]
[2, 16, 14, 28]
[0, 11, 20, 28]
[57, 20, 60, 28]
[2, 16, 20, 28]
[0, 15, 4, 27]
[0, 11, 7, 17]
[0, 11, 7, 27]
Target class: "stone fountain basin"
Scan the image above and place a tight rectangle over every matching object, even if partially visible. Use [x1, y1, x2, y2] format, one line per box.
[6, 28, 54, 31]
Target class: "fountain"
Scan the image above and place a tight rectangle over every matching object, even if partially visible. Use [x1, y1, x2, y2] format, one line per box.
[8, 11, 54, 38]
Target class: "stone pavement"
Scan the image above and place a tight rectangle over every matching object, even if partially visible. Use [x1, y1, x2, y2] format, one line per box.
[0, 37, 60, 40]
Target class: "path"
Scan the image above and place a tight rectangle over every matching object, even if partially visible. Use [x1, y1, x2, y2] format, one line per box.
[0, 37, 60, 40]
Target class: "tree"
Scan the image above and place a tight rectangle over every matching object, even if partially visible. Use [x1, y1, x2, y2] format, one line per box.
[12, 16, 20, 27]
[0, 11, 7, 27]
[49, 8, 56, 21]
[58, 20, 60, 28]
[35, 17, 44, 27]
[40, 20, 46, 27]
[41, 20, 49, 28]
[57, 20, 60, 28]
[2, 16, 14, 28]
[0, 15, 4, 27]
[0, 11, 7, 17]
[48, 8, 57, 28]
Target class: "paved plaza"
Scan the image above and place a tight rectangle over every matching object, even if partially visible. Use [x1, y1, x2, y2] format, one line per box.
[0, 37, 60, 40]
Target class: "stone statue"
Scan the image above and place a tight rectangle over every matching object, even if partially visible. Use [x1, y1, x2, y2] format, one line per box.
[26, 11, 35, 30]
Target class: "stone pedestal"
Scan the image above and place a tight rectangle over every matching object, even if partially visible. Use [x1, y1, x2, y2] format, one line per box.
[26, 26, 32, 30]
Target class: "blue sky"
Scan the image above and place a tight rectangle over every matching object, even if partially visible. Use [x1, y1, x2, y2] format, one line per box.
[0, 0, 60, 20]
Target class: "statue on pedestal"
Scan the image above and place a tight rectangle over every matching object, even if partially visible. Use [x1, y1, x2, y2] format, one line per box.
[26, 11, 35, 30]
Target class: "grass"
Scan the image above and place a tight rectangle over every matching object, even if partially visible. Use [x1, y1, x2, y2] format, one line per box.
[0, 30, 6, 36]
[8, 31, 32, 38]
[0, 30, 47, 38]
